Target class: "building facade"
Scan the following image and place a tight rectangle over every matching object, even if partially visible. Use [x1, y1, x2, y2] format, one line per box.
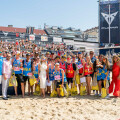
[0, 25, 99, 54]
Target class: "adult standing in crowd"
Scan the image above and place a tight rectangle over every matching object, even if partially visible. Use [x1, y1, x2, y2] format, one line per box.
[12, 51, 24, 97]
[84, 56, 93, 95]
[23, 53, 33, 96]
[66, 55, 76, 88]
[33, 57, 40, 93]
[109, 55, 120, 97]
[2, 53, 12, 100]
[0, 51, 3, 85]
[40, 56, 47, 98]
[89, 51, 96, 79]
[90, 51, 96, 64]
[76, 52, 85, 94]
[102, 57, 110, 99]
[54, 63, 64, 98]
[47, 58, 55, 94]
[89, 51, 96, 93]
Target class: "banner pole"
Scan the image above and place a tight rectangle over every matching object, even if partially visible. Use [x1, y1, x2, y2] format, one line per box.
[109, 0, 111, 44]
[98, 0, 100, 54]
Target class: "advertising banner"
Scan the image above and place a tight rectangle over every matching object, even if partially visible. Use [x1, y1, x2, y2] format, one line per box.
[63, 39, 74, 45]
[29, 34, 35, 40]
[20, 33, 25, 38]
[53, 37, 62, 43]
[41, 36, 48, 41]
[16, 33, 19, 37]
[100, 1, 119, 44]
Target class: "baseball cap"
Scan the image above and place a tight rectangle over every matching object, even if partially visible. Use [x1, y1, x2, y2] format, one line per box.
[26, 53, 30, 56]
[46, 52, 50, 55]
[78, 52, 82, 54]
[61, 56, 66, 59]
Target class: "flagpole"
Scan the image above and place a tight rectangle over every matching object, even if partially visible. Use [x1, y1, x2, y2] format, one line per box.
[109, 0, 111, 44]
[99, 0, 100, 44]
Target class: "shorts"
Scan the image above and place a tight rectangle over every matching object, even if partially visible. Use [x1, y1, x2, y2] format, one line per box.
[97, 79, 106, 88]
[55, 81, 62, 88]
[23, 76, 30, 82]
[36, 78, 40, 85]
[0, 75, 2, 84]
[46, 81, 52, 86]
[64, 82, 67, 89]
[107, 80, 110, 88]
[101, 79, 110, 88]
[15, 74, 24, 83]
[85, 74, 91, 77]
[67, 78, 73, 84]
[79, 73, 82, 75]
[90, 73, 94, 78]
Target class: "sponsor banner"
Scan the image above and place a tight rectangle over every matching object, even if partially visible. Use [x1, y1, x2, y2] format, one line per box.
[100, 1, 119, 44]
[20, 33, 25, 38]
[41, 36, 48, 41]
[2, 32, 8, 37]
[53, 37, 62, 43]
[16, 33, 19, 37]
[29, 34, 35, 40]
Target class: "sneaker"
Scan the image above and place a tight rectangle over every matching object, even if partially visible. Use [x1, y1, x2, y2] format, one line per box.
[3, 97, 8, 100]
[99, 94, 101, 97]
[105, 95, 110, 99]
[57, 95, 60, 98]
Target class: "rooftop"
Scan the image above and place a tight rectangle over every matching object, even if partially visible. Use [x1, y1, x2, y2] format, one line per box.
[0, 26, 47, 35]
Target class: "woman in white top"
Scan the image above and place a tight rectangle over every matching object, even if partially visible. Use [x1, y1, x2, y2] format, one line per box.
[2, 53, 12, 100]
[39, 56, 47, 98]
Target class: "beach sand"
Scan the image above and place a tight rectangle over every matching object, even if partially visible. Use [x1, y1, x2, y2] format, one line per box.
[0, 94, 120, 120]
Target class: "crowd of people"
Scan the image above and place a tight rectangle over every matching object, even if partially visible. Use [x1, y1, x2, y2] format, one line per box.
[0, 39, 120, 100]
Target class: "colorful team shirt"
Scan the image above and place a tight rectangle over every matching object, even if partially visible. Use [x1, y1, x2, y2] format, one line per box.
[54, 69, 62, 82]
[76, 60, 83, 74]
[23, 59, 32, 76]
[60, 62, 66, 72]
[54, 69, 66, 82]
[13, 58, 22, 74]
[97, 67, 102, 81]
[66, 63, 74, 78]
[49, 66, 55, 81]
[101, 65, 107, 80]
[91, 57, 96, 64]
[0, 56, 3, 75]
[34, 64, 39, 78]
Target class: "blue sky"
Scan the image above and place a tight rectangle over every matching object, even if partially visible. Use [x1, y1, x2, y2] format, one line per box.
[0, 0, 98, 31]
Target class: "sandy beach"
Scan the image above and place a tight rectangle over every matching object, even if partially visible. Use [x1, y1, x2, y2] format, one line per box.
[0, 94, 120, 120]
